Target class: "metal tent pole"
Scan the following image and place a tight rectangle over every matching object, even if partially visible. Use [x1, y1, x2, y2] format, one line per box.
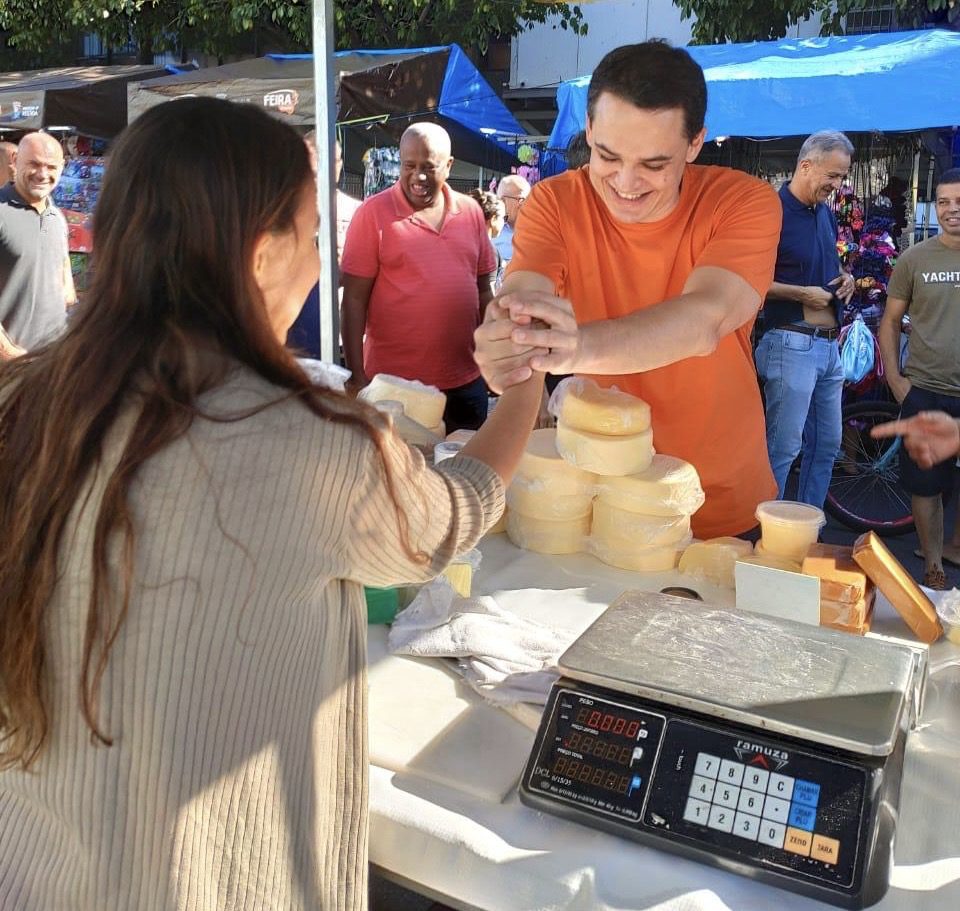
[313, 1, 339, 365]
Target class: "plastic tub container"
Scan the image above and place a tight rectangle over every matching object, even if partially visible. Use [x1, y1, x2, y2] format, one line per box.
[755, 500, 825, 562]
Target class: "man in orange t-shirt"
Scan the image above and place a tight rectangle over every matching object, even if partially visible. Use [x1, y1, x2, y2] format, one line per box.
[475, 41, 781, 538]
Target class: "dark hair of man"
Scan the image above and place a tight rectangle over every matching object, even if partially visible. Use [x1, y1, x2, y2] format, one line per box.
[467, 187, 501, 223]
[586, 41, 707, 141]
[0, 97, 425, 769]
[937, 167, 960, 191]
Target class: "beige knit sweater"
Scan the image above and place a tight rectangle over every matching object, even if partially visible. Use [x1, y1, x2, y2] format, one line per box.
[0, 369, 503, 910]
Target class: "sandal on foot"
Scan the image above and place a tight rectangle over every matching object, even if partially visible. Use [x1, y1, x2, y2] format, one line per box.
[922, 567, 947, 591]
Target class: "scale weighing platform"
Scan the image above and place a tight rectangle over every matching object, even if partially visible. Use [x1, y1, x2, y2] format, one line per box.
[519, 592, 928, 909]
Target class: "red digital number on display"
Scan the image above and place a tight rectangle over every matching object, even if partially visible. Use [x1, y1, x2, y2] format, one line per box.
[626, 721, 640, 738]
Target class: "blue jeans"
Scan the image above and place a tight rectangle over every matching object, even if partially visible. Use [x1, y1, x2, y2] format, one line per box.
[755, 328, 844, 508]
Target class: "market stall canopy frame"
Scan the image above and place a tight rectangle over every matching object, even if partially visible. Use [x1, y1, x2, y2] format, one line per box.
[127, 45, 526, 170]
[0, 64, 172, 139]
[549, 28, 960, 155]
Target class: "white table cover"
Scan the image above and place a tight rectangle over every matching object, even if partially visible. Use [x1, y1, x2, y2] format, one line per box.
[368, 534, 960, 910]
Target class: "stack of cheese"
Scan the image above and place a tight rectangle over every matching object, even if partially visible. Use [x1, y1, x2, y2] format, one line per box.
[801, 543, 876, 635]
[590, 456, 704, 571]
[553, 378, 655, 476]
[545, 378, 702, 571]
[506, 428, 595, 554]
[360, 374, 447, 441]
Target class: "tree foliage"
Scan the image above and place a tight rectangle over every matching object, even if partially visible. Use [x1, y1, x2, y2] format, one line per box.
[0, 0, 587, 64]
[675, 0, 959, 45]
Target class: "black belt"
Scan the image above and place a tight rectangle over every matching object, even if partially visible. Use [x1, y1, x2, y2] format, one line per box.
[781, 323, 841, 341]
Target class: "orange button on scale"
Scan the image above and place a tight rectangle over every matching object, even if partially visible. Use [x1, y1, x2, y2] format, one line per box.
[811, 834, 841, 865]
[784, 827, 813, 856]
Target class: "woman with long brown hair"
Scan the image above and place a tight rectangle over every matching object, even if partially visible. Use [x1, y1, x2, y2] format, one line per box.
[0, 99, 543, 909]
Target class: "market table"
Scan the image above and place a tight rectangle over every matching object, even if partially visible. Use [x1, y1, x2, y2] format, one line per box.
[367, 533, 960, 911]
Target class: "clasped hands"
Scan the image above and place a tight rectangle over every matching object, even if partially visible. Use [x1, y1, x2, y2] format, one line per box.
[474, 291, 580, 394]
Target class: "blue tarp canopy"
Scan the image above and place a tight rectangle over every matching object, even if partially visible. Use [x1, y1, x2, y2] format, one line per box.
[549, 29, 960, 154]
[128, 44, 525, 169]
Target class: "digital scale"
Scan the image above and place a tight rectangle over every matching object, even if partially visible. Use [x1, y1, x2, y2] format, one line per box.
[519, 591, 928, 909]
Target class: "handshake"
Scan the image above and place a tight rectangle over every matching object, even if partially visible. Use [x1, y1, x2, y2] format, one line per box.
[474, 290, 581, 393]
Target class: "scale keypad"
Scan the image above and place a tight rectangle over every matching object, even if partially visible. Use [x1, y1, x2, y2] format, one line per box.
[683, 752, 838, 862]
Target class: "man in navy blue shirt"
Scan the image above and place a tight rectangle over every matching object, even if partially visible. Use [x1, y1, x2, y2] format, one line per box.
[755, 131, 855, 508]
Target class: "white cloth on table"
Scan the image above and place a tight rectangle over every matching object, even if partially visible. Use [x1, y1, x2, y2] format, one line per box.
[387, 578, 576, 705]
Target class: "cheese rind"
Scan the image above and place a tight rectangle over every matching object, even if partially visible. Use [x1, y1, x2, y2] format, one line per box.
[360, 374, 447, 428]
[802, 543, 868, 603]
[588, 537, 690, 573]
[517, 428, 596, 495]
[555, 422, 654, 476]
[591, 500, 691, 547]
[595, 455, 705, 517]
[555, 377, 652, 436]
[507, 510, 590, 555]
[679, 538, 754, 589]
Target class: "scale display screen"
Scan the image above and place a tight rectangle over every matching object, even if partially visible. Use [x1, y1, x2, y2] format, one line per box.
[522, 682, 892, 907]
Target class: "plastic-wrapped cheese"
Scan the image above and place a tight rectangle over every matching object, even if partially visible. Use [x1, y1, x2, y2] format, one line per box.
[554, 377, 651, 436]
[588, 538, 690, 573]
[802, 543, 868, 603]
[591, 500, 691, 548]
[360, 374, 446, 428]
[679, 537, 754, 589]
[556, 422, 653, 477]
[821, 587, 875, 633]
[595, 455, 705, 517]
[507, 510, 590, 555]
[507, 485, 594, 521]
[516, 428, 596, 495]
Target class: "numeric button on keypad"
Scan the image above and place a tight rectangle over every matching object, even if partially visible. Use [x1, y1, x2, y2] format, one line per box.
[683, 797, 711, 826]
[694, 753, 721, 779]
[743, 767, 770, 792]
[733, 812, 760, 841]
[708, 805, 735, 834]
[737, 789, 765, 816]
[714, 783, 740, 809]
[758, 820, 787, 849]
[767, 772, 794, 800]
[719, 759, 745, 786]
[689, 775, 716, 802]
[762, 795, 791, 824]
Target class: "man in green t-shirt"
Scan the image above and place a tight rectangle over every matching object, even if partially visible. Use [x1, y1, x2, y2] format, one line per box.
[878, 168, 960, 589]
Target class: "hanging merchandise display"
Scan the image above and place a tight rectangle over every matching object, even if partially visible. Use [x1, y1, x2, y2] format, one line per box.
[362, 147, 400, 198]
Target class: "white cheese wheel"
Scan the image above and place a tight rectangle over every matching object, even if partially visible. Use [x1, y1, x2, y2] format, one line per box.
[555, 422, 653, 477]
[360, 374, 446, 428]
[557, 378, 651, 436]
[507, 483, 594, 521]
[516, 428, 596, 495]
[506, 510, 590, 555]
[679, 537, 754, 589]
[595, 455, 705, 517]
[591, 500, 691, 548]
[588, 538, 689, 573]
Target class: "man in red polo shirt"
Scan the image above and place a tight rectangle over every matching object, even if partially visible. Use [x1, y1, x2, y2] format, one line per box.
[340, 122, 496, 432]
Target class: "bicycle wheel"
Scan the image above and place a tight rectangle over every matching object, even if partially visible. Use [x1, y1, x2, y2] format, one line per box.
[825, 400, 915, 536]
